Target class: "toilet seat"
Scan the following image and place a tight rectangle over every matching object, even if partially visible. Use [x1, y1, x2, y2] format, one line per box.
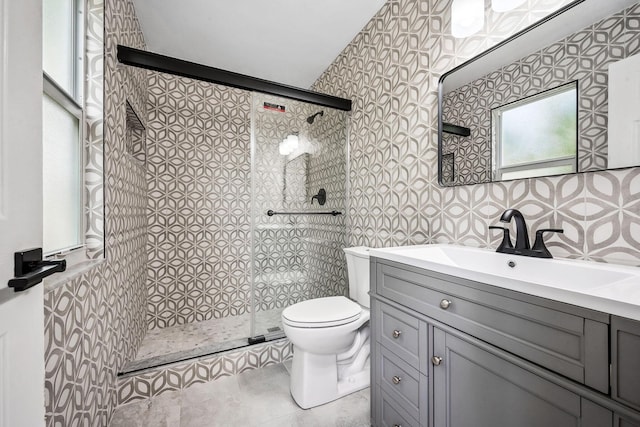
[282, 296, 363, 328]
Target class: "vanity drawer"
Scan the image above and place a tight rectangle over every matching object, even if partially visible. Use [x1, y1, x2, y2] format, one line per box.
[377, 387, 420, 427]
[375, 260, 609, 393]
[374, 300, 428, 370]
[378, 346, 428, 420]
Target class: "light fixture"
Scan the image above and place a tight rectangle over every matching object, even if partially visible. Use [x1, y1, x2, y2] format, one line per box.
[451, 0, 484, 38]
[278, 133, 299, 156]
[491, 0, 526, 12]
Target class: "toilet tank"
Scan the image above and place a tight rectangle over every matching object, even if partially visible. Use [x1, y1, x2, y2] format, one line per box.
[343, 246, 371, 308]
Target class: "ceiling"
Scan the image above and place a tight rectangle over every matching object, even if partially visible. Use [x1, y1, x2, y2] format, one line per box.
[132, 0, 387, 89]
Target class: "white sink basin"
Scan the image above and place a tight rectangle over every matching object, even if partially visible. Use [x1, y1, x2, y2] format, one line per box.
[369, 244, 640, 321]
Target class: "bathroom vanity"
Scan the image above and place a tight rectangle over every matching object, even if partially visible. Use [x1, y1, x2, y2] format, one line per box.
[369, 245, 640, 427]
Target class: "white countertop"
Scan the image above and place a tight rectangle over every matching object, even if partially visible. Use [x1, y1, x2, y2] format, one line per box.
[370, 244, 640, 322]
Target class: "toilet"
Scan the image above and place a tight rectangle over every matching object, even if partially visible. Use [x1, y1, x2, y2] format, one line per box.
[282, 246, 371, 409]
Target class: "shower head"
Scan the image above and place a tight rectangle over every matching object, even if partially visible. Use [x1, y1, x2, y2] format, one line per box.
[306, 111, 324, 124]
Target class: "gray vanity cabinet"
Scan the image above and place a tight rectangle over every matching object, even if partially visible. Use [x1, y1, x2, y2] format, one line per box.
[432, 327, 612, 427]
[612, 316, 640, 412]
[370, 257, 640, 427]
[374, 260, 609, 393]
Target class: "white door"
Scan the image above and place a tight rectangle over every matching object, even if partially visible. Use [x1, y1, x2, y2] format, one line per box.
[0, 0, 46, 426]
[608, 52, 640, 169]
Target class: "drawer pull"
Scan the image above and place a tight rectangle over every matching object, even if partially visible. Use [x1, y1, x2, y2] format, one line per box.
[432, 356, 443, 366]
[392, 329, 402, 339]
[392, 375, 402, 384]
[393, 425, 402, 427]
[440, 299, 452, 309]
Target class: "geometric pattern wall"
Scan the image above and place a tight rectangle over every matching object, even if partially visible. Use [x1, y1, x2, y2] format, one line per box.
[313, 0, 640, 267]
[44, 0, 149, 425]
[84, 0, 105, 259]
[116, 338, 292, 404]
[145, 83, 349, 329]
[145, 73, 252, 330]
[304, 106, 349, 300]
[442, 3, 640, 185]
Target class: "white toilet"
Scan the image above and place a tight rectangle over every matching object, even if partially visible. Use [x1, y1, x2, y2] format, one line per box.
[282, 246, 371, 409]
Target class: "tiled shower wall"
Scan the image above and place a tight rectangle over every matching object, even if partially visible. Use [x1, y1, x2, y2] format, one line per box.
[145, 72, 252, 329]
[313, 0, 640, 266]
[304, 108, 349, 299]
[442, 3, 640, 185]
[145, 81, 349, 329]
[43, 0, 148, 425]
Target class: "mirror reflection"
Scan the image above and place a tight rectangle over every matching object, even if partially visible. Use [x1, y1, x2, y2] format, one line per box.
[438, 0, 640, 186]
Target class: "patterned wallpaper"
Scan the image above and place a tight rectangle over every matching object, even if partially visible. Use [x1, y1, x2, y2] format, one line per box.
[44, 0, 149, 425]
[313, 0, 640, 267]
[442, 3, 640, 186]
[145, 72, 252, 330]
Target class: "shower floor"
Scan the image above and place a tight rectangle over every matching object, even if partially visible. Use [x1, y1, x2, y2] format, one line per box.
[121, 308, 285, 374]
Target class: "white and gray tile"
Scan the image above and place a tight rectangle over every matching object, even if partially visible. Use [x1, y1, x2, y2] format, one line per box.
[117, 338, 293, 404]
[122, 308, 286, 373]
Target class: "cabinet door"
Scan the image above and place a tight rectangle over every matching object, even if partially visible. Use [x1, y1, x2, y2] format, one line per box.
[432, 328, 612, 427]
[612, 316, 640, 412]
[615, 414, 640, 427]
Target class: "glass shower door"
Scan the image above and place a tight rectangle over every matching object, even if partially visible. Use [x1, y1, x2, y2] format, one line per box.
[250, 93, 349, 340]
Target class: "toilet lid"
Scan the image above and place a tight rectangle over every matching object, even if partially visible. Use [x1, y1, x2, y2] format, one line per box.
[282, 296, 362, 328]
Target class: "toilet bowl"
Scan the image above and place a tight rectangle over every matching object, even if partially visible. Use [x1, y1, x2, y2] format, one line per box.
[282, 246, 371, 409]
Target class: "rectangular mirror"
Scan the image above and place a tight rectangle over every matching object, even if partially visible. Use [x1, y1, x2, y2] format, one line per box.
[438, 0, 640, 186]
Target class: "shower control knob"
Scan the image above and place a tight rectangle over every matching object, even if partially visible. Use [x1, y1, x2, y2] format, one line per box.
[432, 356, 443, 366]
[440, 299, 452, 310]
[392, 376, 402, 384]
[392, 330, 402, 339]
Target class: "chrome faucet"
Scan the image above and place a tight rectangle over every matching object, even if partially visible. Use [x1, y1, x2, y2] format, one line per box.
[490, 209, 564, 258]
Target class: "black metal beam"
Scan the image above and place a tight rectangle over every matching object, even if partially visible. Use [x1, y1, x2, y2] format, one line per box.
[442, 122, 471, 137]
[117, 45, 352, 111]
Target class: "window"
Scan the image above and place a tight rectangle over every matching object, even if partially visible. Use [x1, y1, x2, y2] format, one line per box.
[42, 0, 84, 254]
[492, 82, 578, 181]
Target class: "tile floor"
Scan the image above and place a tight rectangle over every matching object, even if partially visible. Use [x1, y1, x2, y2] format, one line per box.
[123, 308, 286, 373]
[111, 362, 370, 427]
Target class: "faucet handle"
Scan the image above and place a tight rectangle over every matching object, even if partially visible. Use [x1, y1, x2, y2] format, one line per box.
[532, 228, 564, 258]
[489, 226, 514, 252]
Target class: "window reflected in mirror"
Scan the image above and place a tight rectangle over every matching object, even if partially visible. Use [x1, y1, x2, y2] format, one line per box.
[437, 0, 639, 187]
[492, 82, 577, 181]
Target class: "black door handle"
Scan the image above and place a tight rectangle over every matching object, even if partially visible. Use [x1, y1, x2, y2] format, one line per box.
[7, 248, 66, 292]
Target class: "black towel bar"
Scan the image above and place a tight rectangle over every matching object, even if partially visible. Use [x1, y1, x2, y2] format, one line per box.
[266, 210, 342, 217]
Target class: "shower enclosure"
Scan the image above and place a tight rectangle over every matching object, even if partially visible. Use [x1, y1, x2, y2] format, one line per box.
[121, 69, 349, 374]
[250, 93, 349, 341]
